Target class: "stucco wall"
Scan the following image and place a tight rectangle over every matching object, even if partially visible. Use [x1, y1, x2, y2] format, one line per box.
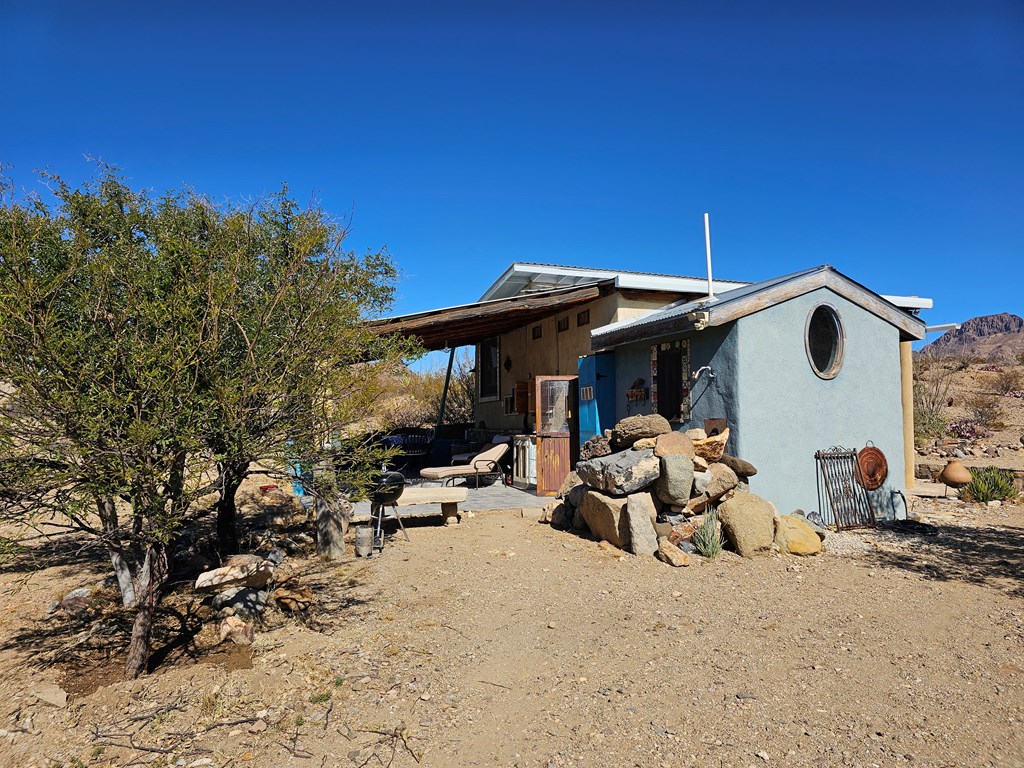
[735, 287, 906, 518]
[476, 293, 669, 431]
[611, 325, 740, 454]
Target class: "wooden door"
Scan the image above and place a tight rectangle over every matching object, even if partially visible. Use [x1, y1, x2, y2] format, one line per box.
[535, 375, 579, 496]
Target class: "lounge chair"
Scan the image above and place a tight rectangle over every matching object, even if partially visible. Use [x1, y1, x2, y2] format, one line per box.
[419, 442, 510, 488]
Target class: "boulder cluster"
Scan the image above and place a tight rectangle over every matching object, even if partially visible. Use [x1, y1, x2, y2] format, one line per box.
[543, 414, 824, 563]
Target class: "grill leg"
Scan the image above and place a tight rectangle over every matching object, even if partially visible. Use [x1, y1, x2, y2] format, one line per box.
[391, 504, 410, 542]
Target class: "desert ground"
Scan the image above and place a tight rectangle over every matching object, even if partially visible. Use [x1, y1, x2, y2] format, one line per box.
[0, 488, 1022, 768]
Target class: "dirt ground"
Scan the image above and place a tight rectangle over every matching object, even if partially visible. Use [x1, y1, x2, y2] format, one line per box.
[0, 490, 1022, 768]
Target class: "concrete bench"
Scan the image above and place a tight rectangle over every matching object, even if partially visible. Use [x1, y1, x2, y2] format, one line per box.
[350, 486, 469, 525]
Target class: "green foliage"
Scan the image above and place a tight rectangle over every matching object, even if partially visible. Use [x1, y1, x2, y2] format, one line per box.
[960, 466, 1018, 503]
[965, 394, 1002, 429]
[693, 508, 723, 559]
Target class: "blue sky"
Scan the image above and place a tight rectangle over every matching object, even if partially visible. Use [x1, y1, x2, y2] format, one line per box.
[2, 1, 1022, 339]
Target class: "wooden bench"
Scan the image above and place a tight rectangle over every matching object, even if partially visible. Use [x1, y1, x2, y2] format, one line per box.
[350, 486, 469, 526]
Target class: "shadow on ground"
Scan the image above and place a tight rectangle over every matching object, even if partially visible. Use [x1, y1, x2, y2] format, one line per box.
[870, 517, 1024, 597]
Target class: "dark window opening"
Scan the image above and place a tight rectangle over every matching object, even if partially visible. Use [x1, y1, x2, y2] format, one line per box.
[532, 325, 542, 340]
[479, 337, 500, 399]
[806, 305, 843, 378]
[557, 317, 569, 333]
[577, 309, 590, 327]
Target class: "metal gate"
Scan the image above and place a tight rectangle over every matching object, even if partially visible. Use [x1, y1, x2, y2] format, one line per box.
[814, 447, 877, 530]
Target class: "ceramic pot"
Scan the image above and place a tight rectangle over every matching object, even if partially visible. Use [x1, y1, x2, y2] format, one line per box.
[938, 459, 972, 486]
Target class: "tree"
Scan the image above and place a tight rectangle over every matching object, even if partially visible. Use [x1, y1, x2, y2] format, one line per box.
[0, 169, 415, 676]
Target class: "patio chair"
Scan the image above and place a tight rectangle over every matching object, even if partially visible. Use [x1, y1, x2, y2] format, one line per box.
[419, 442, 510, 488]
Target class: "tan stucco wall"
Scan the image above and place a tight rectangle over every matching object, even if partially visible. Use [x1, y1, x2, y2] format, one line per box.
[475, 293, 666, 431]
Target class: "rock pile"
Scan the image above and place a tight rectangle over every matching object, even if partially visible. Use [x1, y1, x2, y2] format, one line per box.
[546, 414, 824, 562]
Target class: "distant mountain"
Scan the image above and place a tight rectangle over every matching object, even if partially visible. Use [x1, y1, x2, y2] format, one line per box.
[923, 313, 1024, 360]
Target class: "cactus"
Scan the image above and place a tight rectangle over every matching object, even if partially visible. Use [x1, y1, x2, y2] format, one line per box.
[960, 466, 1018, 503]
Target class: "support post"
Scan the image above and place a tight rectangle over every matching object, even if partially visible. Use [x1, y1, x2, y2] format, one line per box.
[900, 341, 915, 492]
[435, 347, 456, 432]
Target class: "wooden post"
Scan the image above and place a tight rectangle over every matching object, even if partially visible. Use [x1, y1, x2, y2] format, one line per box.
[316, 498, 350, 559]
[900, 341, 915, 492]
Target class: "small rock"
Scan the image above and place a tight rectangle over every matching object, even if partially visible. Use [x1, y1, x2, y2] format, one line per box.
[273, 583, 314, 612]
[684, 428, 707, 441]
[249, 719, 268, 733]
[632, 437, 657, 450]
[719, 453, 758, 477]
[655, 431, 696, 458]
[756, 751, 770, 762]
[219, 616, 255, 646]
[656, 538, 691, 567]
[196, 560, 275, 592]
[610, 414, 672, 450]
[30, 684, 68, 709]
[693, 428, 730, 462]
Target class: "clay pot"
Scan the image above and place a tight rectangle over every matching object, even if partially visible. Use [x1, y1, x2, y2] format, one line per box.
[938, 459, 972, 487]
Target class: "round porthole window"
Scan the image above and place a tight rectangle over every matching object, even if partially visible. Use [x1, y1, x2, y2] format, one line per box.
[805, 304, 844, 379]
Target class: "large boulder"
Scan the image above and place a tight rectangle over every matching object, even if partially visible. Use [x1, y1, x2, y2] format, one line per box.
[717, 492, 775, 558]
[705, 462, 739, 498]
[655, 454, 695, 506]
[693, 428, 730, 463]
[774, 515, 824, 556]
[196, 558, 275, 592]
[655, 432, 695, 458]
[579, 436, 612, 462]
[579, 490, 629, 548]
[610, 414, 672, 450]
[577, 449, 660, 496]
[626, 495, 659, 556]
[719, 453, 758, 477]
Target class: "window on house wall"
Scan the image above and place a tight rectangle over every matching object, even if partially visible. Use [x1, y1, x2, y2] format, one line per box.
[651, 339, 691, 422]
[577, 309, 590, 327]
[479, 337, 500, 400]
[532, 325, 542, 340]
[557, 317, 569, 333]
[806, 304, 844, 379]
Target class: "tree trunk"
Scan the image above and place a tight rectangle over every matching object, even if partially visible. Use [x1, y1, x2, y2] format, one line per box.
[316, 497, 350, 559]
[215, 462, 246, 557]
[124, 542, 168, 679]
[97, 495, 138, 608]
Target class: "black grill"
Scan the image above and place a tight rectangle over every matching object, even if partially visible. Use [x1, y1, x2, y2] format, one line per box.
[370, 471, 406, 505]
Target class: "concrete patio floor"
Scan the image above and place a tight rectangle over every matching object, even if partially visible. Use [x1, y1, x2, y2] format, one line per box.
[349, 480, 547, 523]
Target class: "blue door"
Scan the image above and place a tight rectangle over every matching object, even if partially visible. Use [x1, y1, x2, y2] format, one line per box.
[577, 352, 616, 445]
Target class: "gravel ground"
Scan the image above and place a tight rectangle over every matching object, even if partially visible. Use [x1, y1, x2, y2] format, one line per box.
[0, 496, 1022, 768]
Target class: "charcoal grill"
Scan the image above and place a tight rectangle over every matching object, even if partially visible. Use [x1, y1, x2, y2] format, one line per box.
[370, 471, 409, 552]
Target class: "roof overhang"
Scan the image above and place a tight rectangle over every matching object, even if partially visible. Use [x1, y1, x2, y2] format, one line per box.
[591, 266, 928, 349]
[369, 281, 615, 351]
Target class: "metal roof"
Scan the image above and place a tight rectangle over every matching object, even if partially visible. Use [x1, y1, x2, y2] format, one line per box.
[590, 265, 928, 348]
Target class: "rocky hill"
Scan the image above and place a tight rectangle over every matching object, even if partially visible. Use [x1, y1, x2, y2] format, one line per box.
[923, 313, 1024, 360]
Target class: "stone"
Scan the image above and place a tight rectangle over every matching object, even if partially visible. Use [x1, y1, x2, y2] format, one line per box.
[692, 455, 709, 471]
[705, 462, 739, 498]
[626, 494, 660, 556]
[212, 587, 269, 619]
[653, 521, 673, 537]
[774, 515, 824, 556]
[219, 616, 255, 646]
[693, 428, 730, 462]
[632, 437, 657, 450]
[655, 454, 695, 506]
[579, 490, 629, 548]
[577, 449, 660, 496]
[693, 470, 713, 495]
[556, 470, 584, 499]
[570, 505, 588, 533]
[273, 584, 313, 612]
[718, 492, 775, 557]
[549, 502, 570, 530]
[610, 414, 672, 450]
[719, 453, 758, 477]
[540, 500, 563, 524]
[31, 684, 68, 708]
[684, 428, 707, 441]
[655, 431, 695, 458]
[566, 480, 589, 510]
[656, 538, 691, 567]
[628, 490, 659, 523]
[689, 513, 723, 539]
[195, 560, 275, 592]
[668, 521, 695, 543]
[686, 494, 710, 514]
[792, 510, 827, 541]
[579, 436, 612, 462]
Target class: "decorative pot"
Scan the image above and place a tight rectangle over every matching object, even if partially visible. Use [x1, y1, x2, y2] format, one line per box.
[938, 459, 972, 487]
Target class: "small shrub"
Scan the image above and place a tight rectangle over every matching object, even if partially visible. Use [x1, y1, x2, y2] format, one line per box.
[949, 353, 974, 372]
[960, 466, 1018, 503]
[979, 363, 1003, 373]
[1006, 390, 1024, 399]
[993, 369, 1024, 395]
[947, 419, 992, 440]
[693, 508, 724, 559]
[966, 394, 1003, 428]
[309, 691, 331, 704]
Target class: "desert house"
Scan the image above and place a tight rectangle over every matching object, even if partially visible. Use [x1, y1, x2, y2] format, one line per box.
[371, 263, 932, 515]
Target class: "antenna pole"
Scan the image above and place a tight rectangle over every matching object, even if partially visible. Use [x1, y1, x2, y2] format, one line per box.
[704, 212, 715, 301]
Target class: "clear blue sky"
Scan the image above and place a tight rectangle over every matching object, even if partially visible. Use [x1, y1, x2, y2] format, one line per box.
[2, 0, 1021, 335]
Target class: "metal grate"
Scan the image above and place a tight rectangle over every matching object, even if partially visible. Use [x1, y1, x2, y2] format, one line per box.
[815, 447, 876, 530]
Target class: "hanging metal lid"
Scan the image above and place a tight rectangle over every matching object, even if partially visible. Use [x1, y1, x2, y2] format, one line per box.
[856, 443, 888, 491]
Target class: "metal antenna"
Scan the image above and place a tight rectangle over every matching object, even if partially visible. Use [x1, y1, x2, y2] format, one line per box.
[704, 212, 716, 302]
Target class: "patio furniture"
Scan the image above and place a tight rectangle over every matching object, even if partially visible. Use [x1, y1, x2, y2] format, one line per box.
[419, 442, 510, 488]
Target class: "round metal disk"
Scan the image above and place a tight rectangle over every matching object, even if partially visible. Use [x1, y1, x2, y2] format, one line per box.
[856, 446, 888, 490]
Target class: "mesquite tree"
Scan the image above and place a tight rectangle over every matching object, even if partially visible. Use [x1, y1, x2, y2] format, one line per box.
[0, 169, 415, 677]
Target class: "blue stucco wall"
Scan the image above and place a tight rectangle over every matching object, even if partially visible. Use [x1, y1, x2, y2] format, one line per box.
[735, 287, 906, 518]
[611, 324, 741, 455]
